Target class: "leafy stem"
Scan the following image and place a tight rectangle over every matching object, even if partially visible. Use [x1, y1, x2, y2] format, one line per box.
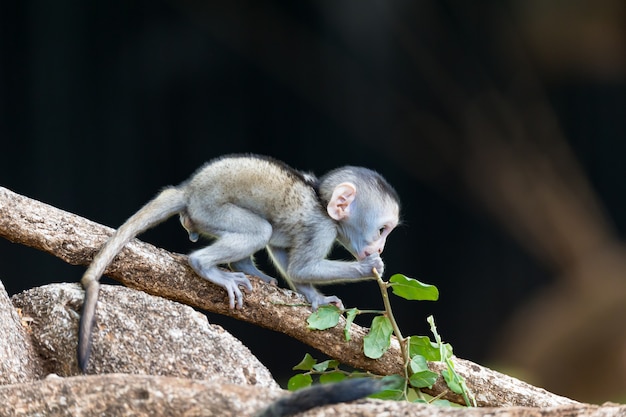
[373, 268, 410, 390]
[428, 316, 477, 407]
[298, 271, 473, 406]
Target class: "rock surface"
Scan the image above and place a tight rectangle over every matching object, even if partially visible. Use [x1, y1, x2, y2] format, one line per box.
[11, 283, 278, 388]
[0, 280, 43, 384]
[1, 373, 625, 417]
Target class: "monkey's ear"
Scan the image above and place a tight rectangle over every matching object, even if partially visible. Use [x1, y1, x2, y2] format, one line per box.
[327, 182, 357, 220]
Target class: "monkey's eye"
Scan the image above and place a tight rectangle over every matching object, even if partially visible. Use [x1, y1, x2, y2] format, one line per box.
[378, 227, 386, 236]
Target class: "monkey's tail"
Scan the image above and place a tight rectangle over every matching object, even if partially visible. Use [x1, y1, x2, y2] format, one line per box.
[256, 378, 385, 417]
[78, 186, 186, 372]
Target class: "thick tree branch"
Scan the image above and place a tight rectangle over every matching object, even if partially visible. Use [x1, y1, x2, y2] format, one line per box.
[0, 374, 618, 417]
[0, 186, 577, 407]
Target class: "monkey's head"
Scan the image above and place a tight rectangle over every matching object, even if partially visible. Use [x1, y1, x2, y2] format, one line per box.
[319, 167, 400, 260]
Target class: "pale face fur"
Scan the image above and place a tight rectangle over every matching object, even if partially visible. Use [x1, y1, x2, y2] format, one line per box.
[328, 184, 399, 260]
[320, 165, 400, 261]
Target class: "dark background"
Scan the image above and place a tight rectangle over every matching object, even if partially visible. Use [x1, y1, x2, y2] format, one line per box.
[1, 0, 625, 403]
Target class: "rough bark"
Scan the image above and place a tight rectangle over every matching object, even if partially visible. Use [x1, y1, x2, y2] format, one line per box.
[1, 374, 624, 417]
[0, 281, 44, 384]
[0, 186, 578, 408]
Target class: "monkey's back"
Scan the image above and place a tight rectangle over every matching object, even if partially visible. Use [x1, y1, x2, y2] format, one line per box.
[183, 155, 328, 228]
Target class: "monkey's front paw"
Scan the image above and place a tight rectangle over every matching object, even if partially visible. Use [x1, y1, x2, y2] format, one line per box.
[361, 254, 384, 276]
[311, 295, 344, 311]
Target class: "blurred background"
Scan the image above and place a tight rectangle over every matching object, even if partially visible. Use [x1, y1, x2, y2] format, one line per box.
[1, 0, 625, 403]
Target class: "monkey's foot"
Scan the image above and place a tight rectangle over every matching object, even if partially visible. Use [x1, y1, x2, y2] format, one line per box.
[224, 271, 253, 309]
[197, 268, 253, 309]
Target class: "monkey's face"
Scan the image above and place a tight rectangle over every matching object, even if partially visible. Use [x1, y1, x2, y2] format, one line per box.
[337, 198, 399, 260]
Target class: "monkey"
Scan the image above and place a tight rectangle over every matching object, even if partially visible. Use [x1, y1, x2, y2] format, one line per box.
[78, 154, 400, 371]
[255, 378, 387, 417]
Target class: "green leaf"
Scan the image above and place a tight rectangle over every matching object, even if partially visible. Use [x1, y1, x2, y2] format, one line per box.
[319, 372, 346, 384]
[312, 359, 339, 372]
[440, 343, 454, 361]
[343, 308, 358, 341]
[368, 375, 405, 400]
[442, 369, 463, 394]
[408, 343, 449, 390]
[292, 353, 317, 371]
[426, 315, 454, 361]
[381, 374, 406, 389]
[409, 354, 429, 373]
[307, 305, 341, 330]
[389, 274, 439, 301]
[287, 373, 312, 391]
[413, 398, 430, 404]
[363, 316, 393, 359]
[409, 370, 439, 388]
[369, 388, 405, 401]
[408, 336, 441, 361]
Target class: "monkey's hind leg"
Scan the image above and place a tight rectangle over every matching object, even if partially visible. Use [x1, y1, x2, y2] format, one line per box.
[230, 257, 278, 285]
[187, 207, 272, 308]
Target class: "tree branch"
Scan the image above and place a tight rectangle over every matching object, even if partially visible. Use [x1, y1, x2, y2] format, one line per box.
[0, 186, 577, 407]
[1, 374, 618, 417]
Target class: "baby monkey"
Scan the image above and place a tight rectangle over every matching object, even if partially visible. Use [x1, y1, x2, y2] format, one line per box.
[78, 154, 400, 371]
